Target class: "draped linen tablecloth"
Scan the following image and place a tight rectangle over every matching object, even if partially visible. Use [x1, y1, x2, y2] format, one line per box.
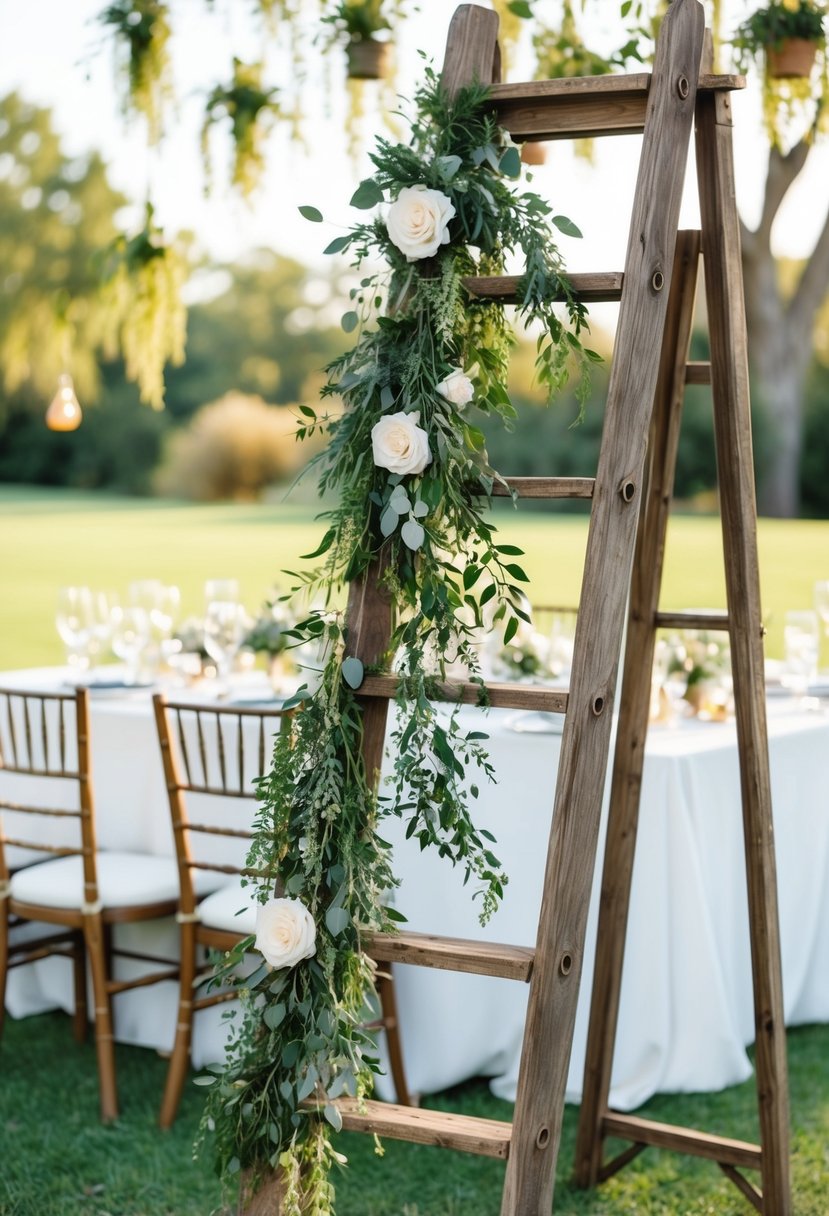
[3, 667, 829, 1111]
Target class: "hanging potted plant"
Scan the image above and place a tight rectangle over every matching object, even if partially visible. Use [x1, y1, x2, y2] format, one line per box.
[731, 1, 828, 145]
[733, 1, 827, 79]
[322, 0, 394, 80]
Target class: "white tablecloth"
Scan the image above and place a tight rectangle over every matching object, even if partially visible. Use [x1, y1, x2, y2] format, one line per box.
[4, 668, 829, 1111]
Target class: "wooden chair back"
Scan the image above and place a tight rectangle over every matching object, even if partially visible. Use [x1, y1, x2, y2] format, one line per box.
[152, 695, 293, 915]
[0, 686, 97, 901]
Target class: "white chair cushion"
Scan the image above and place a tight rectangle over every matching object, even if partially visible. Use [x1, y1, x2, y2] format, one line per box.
[10, 852, 182, 911]
[197, 878, 259, 935]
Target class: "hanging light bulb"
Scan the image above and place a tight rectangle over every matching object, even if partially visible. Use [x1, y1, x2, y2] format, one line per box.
[45, 373, 82, 432]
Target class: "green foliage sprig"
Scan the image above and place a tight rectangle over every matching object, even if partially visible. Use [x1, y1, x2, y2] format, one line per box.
[322, 0, 394, 42]
[201, 70, 596, 1214]
[733, 1, 827, 51]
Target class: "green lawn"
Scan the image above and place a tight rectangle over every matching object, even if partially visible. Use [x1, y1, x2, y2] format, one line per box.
[2, 485, 828, 1211]
[1, 1012, 828, 1215]
[1, 485, 827, 669]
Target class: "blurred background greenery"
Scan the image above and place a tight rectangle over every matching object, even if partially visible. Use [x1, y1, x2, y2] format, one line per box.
[1, 80, 828, 515]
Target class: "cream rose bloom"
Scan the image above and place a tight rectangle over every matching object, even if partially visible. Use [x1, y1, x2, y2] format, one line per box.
[371, 411, 432, 475]
[436, 368, 474, 408]
[386, 185, 456, 261]
[255, 897, 317, 970]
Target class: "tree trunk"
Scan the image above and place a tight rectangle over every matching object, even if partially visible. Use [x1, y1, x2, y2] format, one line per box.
[742, 242, 807, 517]
[750, 353, 806, 519]
[739, 141, 829, 518]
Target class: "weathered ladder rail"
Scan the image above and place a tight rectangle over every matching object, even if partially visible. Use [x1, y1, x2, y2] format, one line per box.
[245, 1, 790, 1213]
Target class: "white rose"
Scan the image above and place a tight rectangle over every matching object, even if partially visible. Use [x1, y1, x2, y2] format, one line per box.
[255, 897, 317, 970]
[371, 411, 432, 476]
[386, 185, 456, 261]
[436, 369, 474, 408]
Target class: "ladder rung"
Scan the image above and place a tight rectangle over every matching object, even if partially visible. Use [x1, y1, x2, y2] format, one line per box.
[363, 929, 534, 981]
[333, 1098, 513, 1158]
[490, 73, 745, 142]
[464, 272, 623, 304]
[654, 611, 729, 632]
[358, 675, 568, 714]
[492, 477, 595, 500]
[685, 361, 712, 385]
[601, 1112, 762, 1171]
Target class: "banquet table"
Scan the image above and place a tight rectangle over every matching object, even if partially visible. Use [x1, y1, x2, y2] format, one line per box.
[3, 665, 829, 1112]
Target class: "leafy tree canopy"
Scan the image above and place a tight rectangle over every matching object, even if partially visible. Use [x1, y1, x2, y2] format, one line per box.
[0, 93, 126, 412]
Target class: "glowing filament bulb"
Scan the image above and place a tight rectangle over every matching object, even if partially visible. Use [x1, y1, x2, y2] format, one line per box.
[46, 373, 82, 432]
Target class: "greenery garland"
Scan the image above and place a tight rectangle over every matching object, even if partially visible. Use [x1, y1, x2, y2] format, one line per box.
[199, 69, 598, 1214]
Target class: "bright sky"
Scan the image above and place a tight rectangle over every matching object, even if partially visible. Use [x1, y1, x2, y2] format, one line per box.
[2, 0, 828, 289]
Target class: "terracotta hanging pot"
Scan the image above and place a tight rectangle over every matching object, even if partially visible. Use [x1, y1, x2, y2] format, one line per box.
[346, 37, 389, 80]
[520, 141, 547, 166]
[766, 37, 818, 80]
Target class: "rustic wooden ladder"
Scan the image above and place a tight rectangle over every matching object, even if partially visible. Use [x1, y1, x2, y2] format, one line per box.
[252, 2, 791, 1213]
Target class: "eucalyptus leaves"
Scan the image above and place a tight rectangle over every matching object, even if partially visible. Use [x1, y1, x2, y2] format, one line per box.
[201, 70, 595, 1215]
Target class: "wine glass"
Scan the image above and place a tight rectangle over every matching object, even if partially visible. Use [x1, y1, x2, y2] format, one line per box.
[150, 584, 182, 673]
[205, 579, 240, 605]
[128, 581, 166, 676]
[56, 586, 94, 677]
[814, 581, 829, 675]
[547, 610, 576, 680]
[781, 610, 819, 701]
[87, 590, 118, 679]
[204, 600, 246, 695]
[110, 604, 151, 685]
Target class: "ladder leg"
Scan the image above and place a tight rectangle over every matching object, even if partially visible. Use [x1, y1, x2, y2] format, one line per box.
[501, 9, 705, 1212]
[573, 230, 702, 1187]
[695, 90, 791, 1216]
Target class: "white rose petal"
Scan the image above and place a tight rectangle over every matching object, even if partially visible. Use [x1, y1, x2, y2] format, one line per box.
[255, 897, 317, 970]
[436, 368, 474, 408]
[371, 410, 432, 476]
[386, 185, 456, 261]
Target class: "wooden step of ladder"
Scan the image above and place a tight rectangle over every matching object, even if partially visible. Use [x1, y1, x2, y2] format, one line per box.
[254, 3, 789, 1214]
[362, 928, 535, 981]
[333, 1099, 514, 1158]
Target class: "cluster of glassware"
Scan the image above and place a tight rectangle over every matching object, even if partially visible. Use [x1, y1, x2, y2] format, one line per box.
[780, 580, 829, 697]
[56, 579, 249, 691]
[646, 581, 829, 723]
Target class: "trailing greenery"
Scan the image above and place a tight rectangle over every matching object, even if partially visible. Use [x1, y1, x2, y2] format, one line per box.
[201, 59, 282, 198]
[100, 203, 188, 410]
[98, 0, 172, 143]
[198, 71, 597, 1212]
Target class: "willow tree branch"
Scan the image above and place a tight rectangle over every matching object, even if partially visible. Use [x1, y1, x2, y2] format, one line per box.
[754, 141, 812, 244]
[789, 203, 829, 335]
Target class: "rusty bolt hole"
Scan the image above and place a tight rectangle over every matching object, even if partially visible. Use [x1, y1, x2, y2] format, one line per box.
[559, 951, 573, 976]
[592, 695, 605, 717]
[651, 270, 665, 292]
[536, 1126, 551, 1150]
[677, 75, 690, 100]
